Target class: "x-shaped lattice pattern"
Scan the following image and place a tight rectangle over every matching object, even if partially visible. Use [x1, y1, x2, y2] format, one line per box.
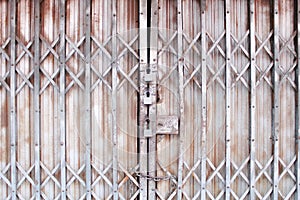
[230, 158, 250, 200]
[206, 31, 226, 90]
[0, 164, 11, 199]
[0, 37, 11, 91]
[15, 37, 34, 94]
[206, 159, 225, 200]
[255, 32, 274, 88]
[254, 157, 273, 199]
[278, 32, 297, 90]
[39, 36, 60, 94]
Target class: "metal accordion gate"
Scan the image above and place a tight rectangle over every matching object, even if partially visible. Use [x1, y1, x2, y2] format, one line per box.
[0, 0, 300, 199]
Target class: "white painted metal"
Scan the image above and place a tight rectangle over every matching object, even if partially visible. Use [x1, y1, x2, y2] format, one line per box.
[10, 0, 17, 199]
[225, 0, 231, 199]
[297, 2, 300, 200]
[272, 1, 280, 199]
[200, 1, 207, 200]
[84, 0, 92, 199]
[138, 0, 148, 199]
[249, 1, 256, 199]
[177, 0, 184, 199]
[111, 0, 118, 199]
[0, 0, 298, 199]
[59, 0, 66, 199]
[149, 0, 158, 199]
[34, 0, 41, 198]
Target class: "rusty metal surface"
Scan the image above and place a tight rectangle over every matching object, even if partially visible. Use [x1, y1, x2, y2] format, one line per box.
[0, 0, 299, 199]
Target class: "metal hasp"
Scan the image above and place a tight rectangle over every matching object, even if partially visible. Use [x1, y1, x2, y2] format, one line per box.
[156, 115, 179, 135]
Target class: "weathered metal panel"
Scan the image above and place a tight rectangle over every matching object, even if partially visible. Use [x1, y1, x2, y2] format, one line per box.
[0, 0, 299, 199]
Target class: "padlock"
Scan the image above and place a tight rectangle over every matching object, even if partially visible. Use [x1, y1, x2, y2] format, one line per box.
[144, 72, 155, 82]
[144, 96, 152, 105]
[143, 91, 153, 105]
[144, 128, 153, 137]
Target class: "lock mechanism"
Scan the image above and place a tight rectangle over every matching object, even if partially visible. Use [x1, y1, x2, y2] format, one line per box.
[143, 90, 155, 105]
[144, 69, 156, 82]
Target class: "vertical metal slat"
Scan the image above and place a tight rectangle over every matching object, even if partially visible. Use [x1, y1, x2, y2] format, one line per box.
[272, 1, 280, 199]
[225, 0, 231, 199]
[10, 0, 17, 199]
[34, 0, 41, 198]
[84, 0, 92, 199]
[138, 0, 148, 199]
[296, 1, 300, 199]
[249, 1, 256, 199]
[177, 0, 184, 199]
[200, 1, 207, 199]
[111, 0, 118, 199]
[59, 0, 66, 199]
[148, 0, 158, 199]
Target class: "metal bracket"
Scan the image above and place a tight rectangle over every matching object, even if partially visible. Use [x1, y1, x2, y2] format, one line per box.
[156, 115, 179, 135]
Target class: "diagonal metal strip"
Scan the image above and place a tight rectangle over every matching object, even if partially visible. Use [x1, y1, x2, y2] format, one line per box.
[65, 66, 85, 92]
[278, 156, 296, 181]
[118, 164, 139, 188]
[15, 37, 34, 64]
[0, 37, 10, 61]
[183, 63, 201, 88]
[39, 36, 60, 62]
[90, 36, 112, 61]
[65, 36, 86, 62]
[230, 62, 250, 89]
[117, 34, 139, 60]
[278, 62, 296, 89]
[91, 163, 113, 189]
[255, 157, 273, 184]
[206, 159, 225, 184]
[16, 163, 35, 188]
[40, 163, 61, 188]
[230, 157, 250, 184]
[16, 68, 34, 94]
[117, 65, 139, 91]
[207, 31, 226, 56]
[39, 67, 60, 93]
[230, 31, 250, 58]
[278, 32, 297, 57]
[66, 164, 86, 188]
[182, 31, 201, 56]
[182, 160, 201, 187]
[255, 32, 273, 57]
[157, 30, 178, 57]
[117, 63, 139, 90]
[90, 64, 112, 91]
[0, 164, 11, 188]
[206, 62, 226, 89]
[255, 62, 273, 88]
